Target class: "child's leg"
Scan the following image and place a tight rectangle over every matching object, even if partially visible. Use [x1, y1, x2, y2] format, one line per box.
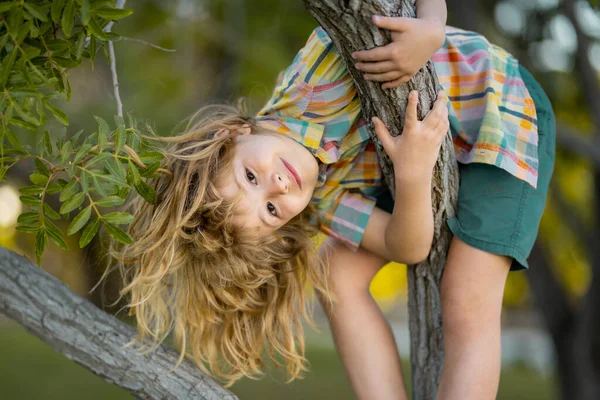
[437, 236, 511, 400]
[437, 65, 555, 399]
[318, 239, 408, 400]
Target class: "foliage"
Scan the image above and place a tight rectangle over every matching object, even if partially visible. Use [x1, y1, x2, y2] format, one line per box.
[0, 1, 159, 266]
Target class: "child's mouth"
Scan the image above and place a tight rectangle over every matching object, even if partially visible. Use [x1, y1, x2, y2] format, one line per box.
[281, 158, 302, 190]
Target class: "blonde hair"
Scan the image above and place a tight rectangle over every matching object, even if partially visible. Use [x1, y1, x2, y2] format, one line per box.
[99, 104, 332, 387]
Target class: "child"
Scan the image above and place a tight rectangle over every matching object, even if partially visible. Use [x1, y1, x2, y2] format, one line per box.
[107, 2, 555, 399]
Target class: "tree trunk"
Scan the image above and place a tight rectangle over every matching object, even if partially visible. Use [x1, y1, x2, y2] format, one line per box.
[0, 246, 237, 400]
[302, 1, 459, 398]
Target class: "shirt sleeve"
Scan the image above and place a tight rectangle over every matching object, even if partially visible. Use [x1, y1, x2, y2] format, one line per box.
[315, 140, 383, 252]
[317, 186, 378, 252]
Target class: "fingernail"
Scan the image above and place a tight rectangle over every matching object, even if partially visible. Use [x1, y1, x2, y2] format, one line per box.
[351, 52, 357, 59]
[373, 15, 380, 23]
[355, 63, 361, 70]
[364, 74, 370, 80]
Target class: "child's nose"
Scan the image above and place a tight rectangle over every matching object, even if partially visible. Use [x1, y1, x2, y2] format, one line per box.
[271, 173, 289, 194]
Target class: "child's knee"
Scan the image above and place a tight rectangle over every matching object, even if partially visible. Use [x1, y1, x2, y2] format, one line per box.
[323, 239, 387, 296]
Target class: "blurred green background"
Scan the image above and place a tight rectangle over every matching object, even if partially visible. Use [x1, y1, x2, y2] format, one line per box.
[3, 0, 600, 399]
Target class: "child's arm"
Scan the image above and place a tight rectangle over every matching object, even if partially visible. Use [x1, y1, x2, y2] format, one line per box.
[352, 0, 447, 89]
[360, 90, 449, 264]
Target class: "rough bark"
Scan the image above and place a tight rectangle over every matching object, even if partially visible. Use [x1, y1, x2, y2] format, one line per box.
[302, 1, 459, 398]
[0, 246, 237, 400]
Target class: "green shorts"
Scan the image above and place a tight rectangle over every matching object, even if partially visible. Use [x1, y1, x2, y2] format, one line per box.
[375, 65, 556, 271]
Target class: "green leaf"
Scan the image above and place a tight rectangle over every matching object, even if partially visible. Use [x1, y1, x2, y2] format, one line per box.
[43, 130, 53, 155]
[128, 159, 141, 185]
[139, 161, 160, 178]
[19, 185, 44, 196]
[87, 151, 111, 167]
[94, 7, 133, 21]
[1, 48, 18, 88]
[0, 2, 16, 13]
[61, 0, 74, 38]
[81, 0, 90, 24]
[102, 212, 134, 225]
[102, 158, 127, 185]
[94, 115, 109, 151]
[43, 203, 61, 220]
[6, 130, 22, 150]
[87, 17, 109, 41]
[43, 100, 69, 126]
[75, 31, 86, 58]
[9, 117, 38, 131]
[20, 195, 41, 208]
[23, 2, 48, 22]
[34, 158, 50, 177]
[60, 191, 85, 214]
[73, 143, 93, 164]
[60, 140, 73, 164]
[138, 151, 165, 165]
[35, 229, 47, 265]
[59, 178, 79, 202]
[46, 183, 62, 195]
[46, 219, 68, 251]
[114, 115, 125, 154]
[80, 170, 90, 193]
[16, 225, 40, 232]
[134, 180, 156, 204]
[13, 101, 40, 126]
[17, 212, 40, 225]
[53, 56, 80, 68]
[68, 205, 91, 235]
[51, 0, 65, 23]
[96, 195, 125, 207]
[79, 218, 100, 247]
[29, 173, 49, 186]
[91, 174, 108, 197]
[105, 222, 132, 245]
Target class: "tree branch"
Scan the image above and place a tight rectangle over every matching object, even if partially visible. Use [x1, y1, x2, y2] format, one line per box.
[121, 37, 177, 52]
[107, 0, 127, 117]
[0, 247, 237, 400]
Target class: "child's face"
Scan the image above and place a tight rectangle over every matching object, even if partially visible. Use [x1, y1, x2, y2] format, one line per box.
[217, 124, 319, 236]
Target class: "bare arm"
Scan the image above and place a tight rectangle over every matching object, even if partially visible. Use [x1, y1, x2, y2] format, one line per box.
[416, 0, 447, 25]
[361, 91, 448, 264]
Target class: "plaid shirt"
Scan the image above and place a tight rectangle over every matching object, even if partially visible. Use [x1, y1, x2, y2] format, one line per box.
[255, 26, 539, 250]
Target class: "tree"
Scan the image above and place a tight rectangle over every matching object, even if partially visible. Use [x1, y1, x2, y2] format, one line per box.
[303, 1, 459, 398]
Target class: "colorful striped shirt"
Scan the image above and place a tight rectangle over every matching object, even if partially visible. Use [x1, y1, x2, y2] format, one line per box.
[255, 26, 539, 250]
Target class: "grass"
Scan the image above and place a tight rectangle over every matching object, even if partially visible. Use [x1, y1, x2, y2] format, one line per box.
[0, 321, 557, 399]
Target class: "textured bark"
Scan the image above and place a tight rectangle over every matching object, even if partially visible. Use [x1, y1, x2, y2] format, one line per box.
[302, 1, 459, 398]
[0, 246, 237, 400]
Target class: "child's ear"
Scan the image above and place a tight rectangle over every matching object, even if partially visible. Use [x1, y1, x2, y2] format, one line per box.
[214, 124, 251, 138]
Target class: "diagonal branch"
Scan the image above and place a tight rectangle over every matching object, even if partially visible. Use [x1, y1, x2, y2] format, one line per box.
[0, 247, 237, 400]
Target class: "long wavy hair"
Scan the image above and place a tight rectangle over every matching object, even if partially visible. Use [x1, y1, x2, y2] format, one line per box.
[99, 104, 332, 386]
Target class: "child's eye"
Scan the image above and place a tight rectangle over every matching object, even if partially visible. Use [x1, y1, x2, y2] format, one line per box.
[267, 202, 278, 217]
[246, 169, 256, 184]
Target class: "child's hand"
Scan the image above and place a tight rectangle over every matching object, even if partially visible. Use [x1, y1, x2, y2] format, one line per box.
[352, 16, 445, 89]
[372, 90, 449, 182]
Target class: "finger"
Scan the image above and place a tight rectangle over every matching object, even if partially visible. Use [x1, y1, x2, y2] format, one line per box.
[372, 15, 413, 32]
[371, 117, 394, 152]
[364, 71, 403, 82]
[355, 61, 396, 73]
[352, 45, 392, 62]
[382, 75, 410, 89]
[404, 91, 419, 131]
[424, 92, 446, 128]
